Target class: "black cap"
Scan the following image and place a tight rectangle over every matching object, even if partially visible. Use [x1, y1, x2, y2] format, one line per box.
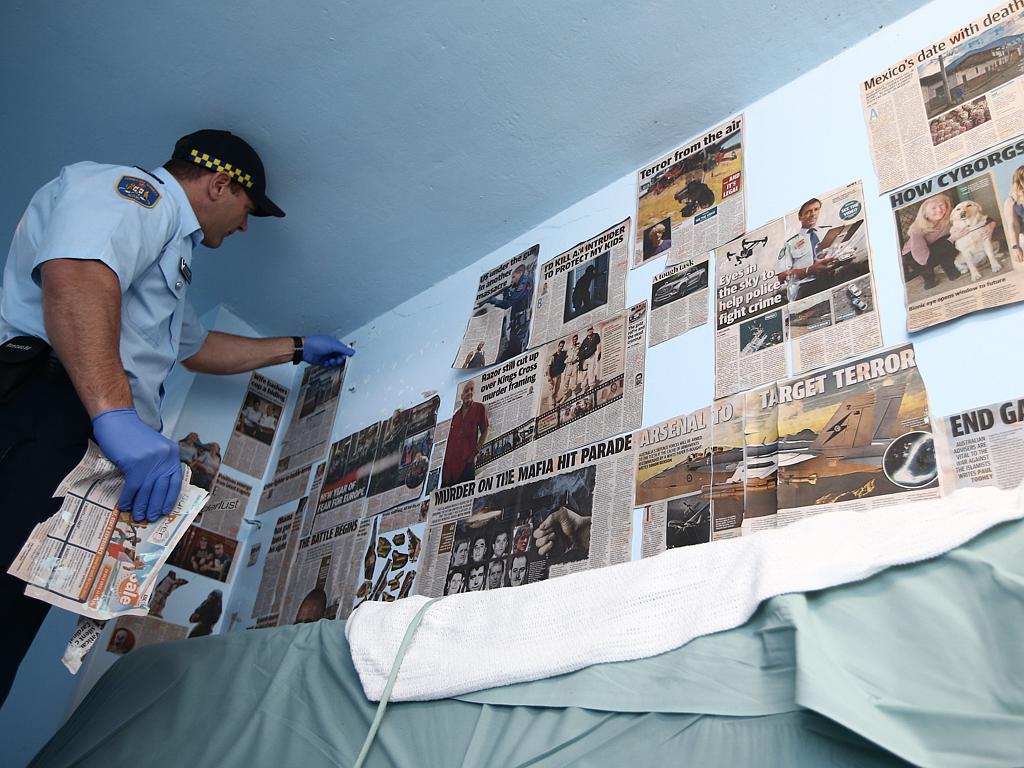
[172, 129, 284, 218]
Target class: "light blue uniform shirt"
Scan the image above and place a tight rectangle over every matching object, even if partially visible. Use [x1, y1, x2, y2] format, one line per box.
[0, 162, 209, 429]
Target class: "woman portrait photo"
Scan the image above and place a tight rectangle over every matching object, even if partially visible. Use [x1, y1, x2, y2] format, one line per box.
[900, 192, 961, 293]
[1002, 165, 1024, 264]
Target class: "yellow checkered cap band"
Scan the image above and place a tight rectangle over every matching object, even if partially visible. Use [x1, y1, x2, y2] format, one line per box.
[189, 149, 254, 189]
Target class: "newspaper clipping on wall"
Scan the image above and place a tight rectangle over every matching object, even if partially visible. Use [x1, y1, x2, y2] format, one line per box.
[530, 219, 631, 347]
[935, 394, 1024, 490]
[636, 398, 750, 556]
[224, 373, 289, 479]
[890, 134, 1024, 331]
[715, 182, 883, 398]
[195, 473, 252, 539]
[257, 463, 312, 514]
[648, 253, 711, 346]
[420, 432, 635, 598]
[274, 365, 345, 474]
[454, 244, 539, 370]
[443, 302, 647, 487]
[861, 2, 1024, 194]
[251, 498, 309, 627]
[349, 499, 428, 613]
[8, 442, 208, 620]
[177, 432, 221, 492]
[634, 114, 745, 269]
[774, 343, 939, 526]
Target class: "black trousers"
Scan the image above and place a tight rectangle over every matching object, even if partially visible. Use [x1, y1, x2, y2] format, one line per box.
[0, 359, 91, 706]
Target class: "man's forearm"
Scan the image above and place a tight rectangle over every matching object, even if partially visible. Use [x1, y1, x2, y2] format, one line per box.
[41, 259, 133, 418]
[182, 331, 294, 374]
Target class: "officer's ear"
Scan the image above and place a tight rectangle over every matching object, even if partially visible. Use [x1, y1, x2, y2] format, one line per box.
[208, 171, 235, 201]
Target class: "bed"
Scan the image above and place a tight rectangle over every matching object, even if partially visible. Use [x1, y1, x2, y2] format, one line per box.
[31, 513, 1024, 767]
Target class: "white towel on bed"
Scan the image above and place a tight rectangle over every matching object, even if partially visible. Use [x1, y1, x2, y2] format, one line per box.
[346, 484, 1024, 702]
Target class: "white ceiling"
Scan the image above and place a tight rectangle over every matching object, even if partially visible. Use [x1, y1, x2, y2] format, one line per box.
[0, 0, 930, 336]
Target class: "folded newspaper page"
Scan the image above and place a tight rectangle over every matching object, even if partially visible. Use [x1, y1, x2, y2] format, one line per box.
[935, 394, 1024, 490]
[648, 253, 710, 346]
[861, 2, 1024, 194]
[640, 343, 937, 555]
[419, 432, 635, 597]
[634, 115, 745, 269]
[715, 182, 883, 398]
[889, 133, 1024, 331]
[224, 372, 289, 479]
[453, 245, 539, 370]
[443, 302, 647, 485]
[349, 499, 428, 612]
[8, 441, 208, 621]
[530, 219, 630, 347]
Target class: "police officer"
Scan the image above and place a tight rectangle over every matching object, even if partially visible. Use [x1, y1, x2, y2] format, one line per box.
[487, 263, 534, 362]
[0, 129, 354, 703]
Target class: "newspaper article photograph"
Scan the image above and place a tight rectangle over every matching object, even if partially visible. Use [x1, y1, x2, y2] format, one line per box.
[635, 115, 745, 269]
[741, 383, 780, 533]
[891, 134, 1024, 331]
[935, 394, 1024, 490]
[167, 526, 238, 583]
[421, 432, 635, 598]
[774, 343, 939, 526]
[531, 219, 630, 348]
[316, 423, 381, 523]
[350, 500, 427, 610]
[533, 302, 647, 458]
[446, 350, 541, 484]
[715, 182, 884, 397]
[177, 432, 222, 492]
[365, 396, 440, 514]
[714, 217, 789, 398]
[633, 406, 711, 508]
[648, 254, 711, 346]
[861, 2, 1024, 192]
[273, 363, 345, 475]
[453, 244, 539, 369]
[106, 615, 188, 656]
[223, 372, 289, 479]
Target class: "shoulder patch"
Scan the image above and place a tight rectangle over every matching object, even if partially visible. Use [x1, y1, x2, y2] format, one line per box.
[115, 175, 161, 208]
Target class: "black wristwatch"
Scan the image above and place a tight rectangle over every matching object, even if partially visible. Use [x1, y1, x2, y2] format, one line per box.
[291, 336, 304, 365]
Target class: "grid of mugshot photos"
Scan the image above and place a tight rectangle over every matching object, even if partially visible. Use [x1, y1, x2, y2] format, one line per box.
[443, 466, 597, 594]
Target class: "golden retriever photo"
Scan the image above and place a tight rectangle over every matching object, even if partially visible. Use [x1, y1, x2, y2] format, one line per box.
[949, 199, 1003, 281]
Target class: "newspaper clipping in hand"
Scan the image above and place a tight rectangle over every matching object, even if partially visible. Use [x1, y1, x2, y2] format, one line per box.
[715, 182, 883, 398]
[8, 442, 208, 621]
[274, 364, 346, 475]
[648, 253, 711, 346]
[530, 219, 630, 347]
[224, 372, 289, 479]
[634, 115, 745, 269]
[349, 499, 428, 612]
[935, 394, 1024, 490]
[861, 2, 1024, 194]
[890, 134, 1024, 331]
[454, 245, 539, 370]
[444, 302, 647, 486]
[419, 432, 635, 598]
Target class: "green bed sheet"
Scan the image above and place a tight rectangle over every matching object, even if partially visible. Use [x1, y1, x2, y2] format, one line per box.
[31, 518, 1024, 768]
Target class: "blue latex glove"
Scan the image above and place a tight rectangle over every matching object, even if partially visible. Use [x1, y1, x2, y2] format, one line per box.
[92, 408, 183, 523]
[302, 335, 355, 368]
